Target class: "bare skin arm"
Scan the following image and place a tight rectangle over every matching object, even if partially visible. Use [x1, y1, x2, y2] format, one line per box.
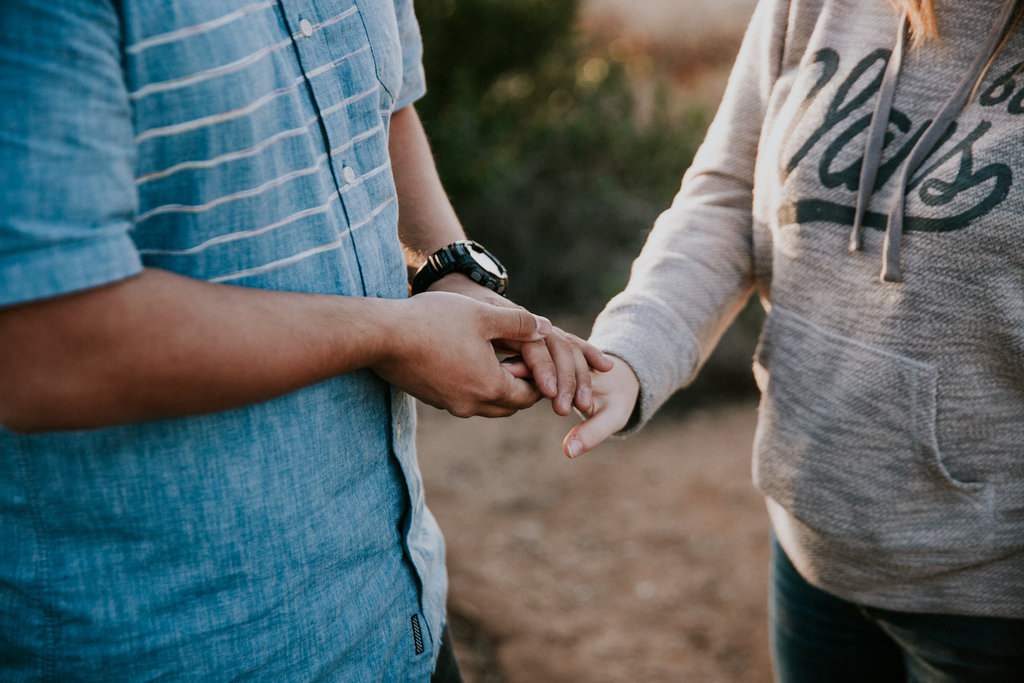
[388, 105, 613, 416]
[0, 268, 551, 433]
[0, 104, 608, 434]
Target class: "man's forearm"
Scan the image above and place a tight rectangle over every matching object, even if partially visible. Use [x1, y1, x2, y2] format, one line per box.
[0, 268, 402, 432]
[0, 268, 550, 432]
[388, 104, 466, 275]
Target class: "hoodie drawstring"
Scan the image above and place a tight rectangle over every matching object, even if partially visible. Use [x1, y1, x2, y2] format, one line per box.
[849, 0, 1022, 282]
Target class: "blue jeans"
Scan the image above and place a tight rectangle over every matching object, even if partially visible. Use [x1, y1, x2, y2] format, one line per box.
[770, 539, 1024, 682]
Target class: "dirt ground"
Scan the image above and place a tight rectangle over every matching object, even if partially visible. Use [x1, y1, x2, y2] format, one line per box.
[417, 400, 774, 683]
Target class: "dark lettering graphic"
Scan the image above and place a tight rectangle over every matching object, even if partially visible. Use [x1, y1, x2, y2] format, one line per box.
[910, 121, 1011, 217]
[776, 50, 840, 181]
[819, 108, 927, 191]
[979, 61, 1024, 114]
[779, 49, 1013, 234]
[979, 61, 1024, 106]
[868, 110, 929, 192]
[804, 49, 840, 102]
[783, 49, 889, 176]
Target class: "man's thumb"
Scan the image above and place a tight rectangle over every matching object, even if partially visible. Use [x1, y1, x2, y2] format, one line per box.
[489, 306, 551, 341]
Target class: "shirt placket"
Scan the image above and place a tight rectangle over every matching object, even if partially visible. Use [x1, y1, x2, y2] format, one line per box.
[277, 0, 381, 296]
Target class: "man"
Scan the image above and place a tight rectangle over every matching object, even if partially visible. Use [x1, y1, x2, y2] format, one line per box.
[0, 1, 606, 679]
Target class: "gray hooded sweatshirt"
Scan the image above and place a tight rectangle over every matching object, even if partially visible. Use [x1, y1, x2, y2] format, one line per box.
[590, 0, 1024, 618]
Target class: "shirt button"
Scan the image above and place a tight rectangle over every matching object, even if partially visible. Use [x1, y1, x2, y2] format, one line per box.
[299, 18, 313, 37]
[395, 423, 402, 439]
[341, 165, 357, 184]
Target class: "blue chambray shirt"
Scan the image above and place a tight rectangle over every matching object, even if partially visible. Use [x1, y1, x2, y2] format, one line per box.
[0, 1, 446, 679]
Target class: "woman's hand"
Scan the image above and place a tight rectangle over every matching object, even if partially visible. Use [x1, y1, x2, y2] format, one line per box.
[562, 355, 639, 458]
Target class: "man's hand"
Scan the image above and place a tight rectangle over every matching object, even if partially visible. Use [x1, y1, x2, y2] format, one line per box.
[426, 273, 613, 416]
[372, 291, 552, 418]
[562, 355, 639, 458]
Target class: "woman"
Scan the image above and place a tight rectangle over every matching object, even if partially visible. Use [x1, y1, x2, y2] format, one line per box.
[564, 0, 1024, 679]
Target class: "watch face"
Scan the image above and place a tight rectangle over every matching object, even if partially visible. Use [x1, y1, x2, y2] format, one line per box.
[465, 242, 506, 277]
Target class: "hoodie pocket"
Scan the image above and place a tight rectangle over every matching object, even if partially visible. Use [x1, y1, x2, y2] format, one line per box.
[752, 306, 993, 558]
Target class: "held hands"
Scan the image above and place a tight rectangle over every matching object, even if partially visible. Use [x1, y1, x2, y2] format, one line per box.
[395, 272, 633, 457]
[428, 276, 639, 457]
[373, 291, 552, 418]
[426, 273, 613, 416]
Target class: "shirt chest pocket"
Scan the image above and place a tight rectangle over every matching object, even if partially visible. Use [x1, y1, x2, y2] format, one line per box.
[352, 0, 403, 111]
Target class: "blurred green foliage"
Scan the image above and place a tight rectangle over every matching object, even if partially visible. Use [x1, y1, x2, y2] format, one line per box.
[415, 0, 704, 316]
[416, 0, 761, 406]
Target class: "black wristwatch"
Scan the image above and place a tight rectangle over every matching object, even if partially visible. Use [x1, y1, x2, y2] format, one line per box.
[410, 240, 508, 295]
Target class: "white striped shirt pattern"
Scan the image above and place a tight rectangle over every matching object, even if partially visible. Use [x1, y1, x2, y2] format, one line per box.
[122, 0, 420, 293]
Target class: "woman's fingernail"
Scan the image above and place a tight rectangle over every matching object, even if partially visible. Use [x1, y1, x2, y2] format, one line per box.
[546, 378, 558, 395]
[535, 316, 552, 335]
[567, 438, 583, 458]
[579, 386, 591, 408]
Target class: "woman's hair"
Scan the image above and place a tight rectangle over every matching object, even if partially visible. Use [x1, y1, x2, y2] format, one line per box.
[889, 0, 938, 40]
[888, 0, 1024, 103]
[892, 0, 1024, 43]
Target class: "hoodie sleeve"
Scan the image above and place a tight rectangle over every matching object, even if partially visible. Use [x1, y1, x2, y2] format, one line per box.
[589, 0, 791, 430]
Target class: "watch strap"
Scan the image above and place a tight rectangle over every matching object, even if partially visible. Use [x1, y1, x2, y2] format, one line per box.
[410, 240, 508, 295]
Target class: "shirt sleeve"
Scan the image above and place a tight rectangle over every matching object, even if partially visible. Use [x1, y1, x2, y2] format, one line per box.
[0, 0, 142, 307]
[393, 0, 426, 110]
[588, 0, 791, 430]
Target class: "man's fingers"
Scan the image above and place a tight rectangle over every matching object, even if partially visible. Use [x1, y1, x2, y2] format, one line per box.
[582, 343, 614, 372]
[441, 372, 540, 418]
[491, 373, 543, 412]
[516, 331, 592, 413]
[499, 356, 531, 379]
[520, 339, 557, 398]
[545, 335, 580, 417]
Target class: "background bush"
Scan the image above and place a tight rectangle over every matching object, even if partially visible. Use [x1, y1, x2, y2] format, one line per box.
[416, 0, 762, 407]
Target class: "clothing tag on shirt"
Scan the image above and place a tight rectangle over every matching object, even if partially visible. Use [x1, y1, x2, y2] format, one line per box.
[411, 614, 425, 655]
